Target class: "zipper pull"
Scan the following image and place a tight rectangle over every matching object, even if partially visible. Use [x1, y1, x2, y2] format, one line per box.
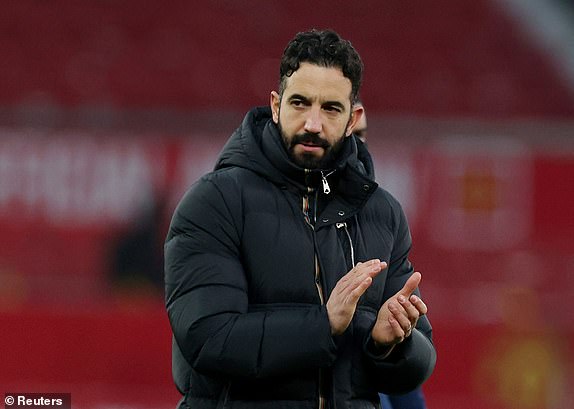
[321, 172, 331, 194]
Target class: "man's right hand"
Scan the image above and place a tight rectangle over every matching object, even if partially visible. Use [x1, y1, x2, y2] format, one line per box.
[326, 259, 387, 335]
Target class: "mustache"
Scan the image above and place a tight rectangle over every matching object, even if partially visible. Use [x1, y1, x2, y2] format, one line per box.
[290, 133, 330, 149]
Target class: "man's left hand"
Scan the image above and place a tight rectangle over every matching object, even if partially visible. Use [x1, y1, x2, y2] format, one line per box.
[371, 272, 428, 348]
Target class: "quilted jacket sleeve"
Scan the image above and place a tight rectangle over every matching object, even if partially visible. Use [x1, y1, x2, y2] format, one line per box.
[164, 174, 337, 379]
[363, 194, 437, 394]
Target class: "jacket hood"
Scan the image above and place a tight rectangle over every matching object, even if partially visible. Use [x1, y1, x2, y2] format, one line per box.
[215, 106, 376, 192]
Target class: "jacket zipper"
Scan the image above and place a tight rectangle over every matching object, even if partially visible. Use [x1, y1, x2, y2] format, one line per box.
[312, 209, 327, 409]
[302, 180, 327, 409]
[315, 251, 326, 409]
[320, 170, 335, 195]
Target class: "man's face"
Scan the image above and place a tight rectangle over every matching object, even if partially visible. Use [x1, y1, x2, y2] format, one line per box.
[270, 62, 363, 169]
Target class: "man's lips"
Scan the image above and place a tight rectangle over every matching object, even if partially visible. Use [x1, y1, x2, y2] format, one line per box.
[298, 142, 324, 152]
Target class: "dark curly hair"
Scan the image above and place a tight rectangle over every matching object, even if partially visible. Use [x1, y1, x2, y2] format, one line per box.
[279, 29, 364, 104]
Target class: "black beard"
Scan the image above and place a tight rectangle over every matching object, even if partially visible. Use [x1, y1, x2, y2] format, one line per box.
[278, 124, 347, 170]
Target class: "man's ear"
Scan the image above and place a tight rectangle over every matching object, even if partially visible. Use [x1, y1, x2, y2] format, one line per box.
[346, 105, 365, 136]
[270, 91, 280, 124]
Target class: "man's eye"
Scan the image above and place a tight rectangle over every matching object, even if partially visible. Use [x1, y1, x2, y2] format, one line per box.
[324, 106, 341, 113]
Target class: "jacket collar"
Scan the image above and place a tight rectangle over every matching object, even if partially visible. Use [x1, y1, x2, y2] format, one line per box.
[215, 106, 378, 218]
[260, 119, 346, 193]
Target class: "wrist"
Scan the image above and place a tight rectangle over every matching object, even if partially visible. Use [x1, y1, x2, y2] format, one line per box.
[368, 338, 395, 359]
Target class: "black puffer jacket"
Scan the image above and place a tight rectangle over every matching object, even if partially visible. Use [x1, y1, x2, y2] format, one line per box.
[164, 107, 436, 409]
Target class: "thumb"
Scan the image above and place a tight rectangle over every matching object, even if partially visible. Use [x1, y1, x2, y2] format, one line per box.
[398, 271, 421, 298]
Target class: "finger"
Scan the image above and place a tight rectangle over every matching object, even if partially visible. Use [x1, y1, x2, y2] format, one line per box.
[356, 259, 386, 273]
[405, 325, 413, 338]
[410, 294, 428, 316]
[388, 301, 411, 334]
[337, 260, 383, 294]
[332, 261, 366, 294]
[345, 263, 381, 300]
[398, 271, 421, 298]
[347, 276, 373, 304]
[398, 295, 421, 323]
[388, 316, 407, 342]
[337, 261, 364, 284]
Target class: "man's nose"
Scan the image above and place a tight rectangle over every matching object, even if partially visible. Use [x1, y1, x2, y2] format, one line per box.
[304, 107, 323, 134]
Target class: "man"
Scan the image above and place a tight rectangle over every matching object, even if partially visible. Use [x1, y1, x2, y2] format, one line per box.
[353, 103, 428, 409]
[165, 29, 436, 409]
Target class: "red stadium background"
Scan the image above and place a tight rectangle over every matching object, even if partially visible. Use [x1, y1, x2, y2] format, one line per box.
[1, 1, 574, 408]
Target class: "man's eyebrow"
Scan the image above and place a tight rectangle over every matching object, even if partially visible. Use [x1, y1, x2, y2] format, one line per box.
[322, 100, 346, 111]
[287, 94, 310, 103]
[287, 94, 347, 111]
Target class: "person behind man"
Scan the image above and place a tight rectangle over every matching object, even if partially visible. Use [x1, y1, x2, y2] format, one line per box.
[353, 103, 428, 409]
[165, 29, 436, 409]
